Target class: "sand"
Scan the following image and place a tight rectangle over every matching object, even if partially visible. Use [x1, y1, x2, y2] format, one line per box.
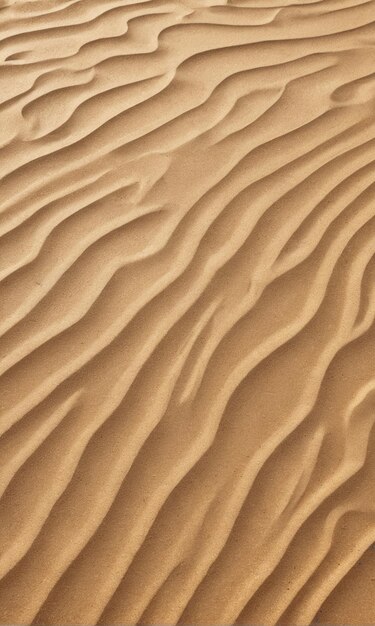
[0, 0, 374, 624]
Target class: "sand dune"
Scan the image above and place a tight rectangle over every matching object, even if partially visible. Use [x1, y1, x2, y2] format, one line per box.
[0, 0, 375, 624]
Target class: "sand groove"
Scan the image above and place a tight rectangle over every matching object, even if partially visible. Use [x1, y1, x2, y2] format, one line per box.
[0, 0, 375, 624]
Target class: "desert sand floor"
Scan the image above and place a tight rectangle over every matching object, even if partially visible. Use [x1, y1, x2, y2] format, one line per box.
[0, 0, 375, 624]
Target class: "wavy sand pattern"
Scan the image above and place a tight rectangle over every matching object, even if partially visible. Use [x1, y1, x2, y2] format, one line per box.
[0, 0, 375, 624]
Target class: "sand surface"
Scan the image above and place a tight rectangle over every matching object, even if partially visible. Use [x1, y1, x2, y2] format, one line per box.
[0, 0, 375, 624]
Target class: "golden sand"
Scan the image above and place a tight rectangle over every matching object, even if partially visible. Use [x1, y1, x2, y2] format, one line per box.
[0, 0, 375, 624]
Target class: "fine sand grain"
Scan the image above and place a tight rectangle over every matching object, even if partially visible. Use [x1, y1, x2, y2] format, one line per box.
[0, 0, 375, 624]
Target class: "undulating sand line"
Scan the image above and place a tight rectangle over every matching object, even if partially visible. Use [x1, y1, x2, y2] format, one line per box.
[0, 0, 375, 624]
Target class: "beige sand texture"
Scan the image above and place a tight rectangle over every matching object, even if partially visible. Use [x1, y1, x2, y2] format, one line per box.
[0, 0, 375, 624]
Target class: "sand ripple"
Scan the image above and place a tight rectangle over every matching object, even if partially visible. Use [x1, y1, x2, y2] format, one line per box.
[0, 0, 375, 624]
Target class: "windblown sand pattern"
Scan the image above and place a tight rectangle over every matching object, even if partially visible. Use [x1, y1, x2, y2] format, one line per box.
[0, 0, 375, 624]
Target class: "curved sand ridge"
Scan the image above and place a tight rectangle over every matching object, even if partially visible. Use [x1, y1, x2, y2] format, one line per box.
[1, 0, 375, 624]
